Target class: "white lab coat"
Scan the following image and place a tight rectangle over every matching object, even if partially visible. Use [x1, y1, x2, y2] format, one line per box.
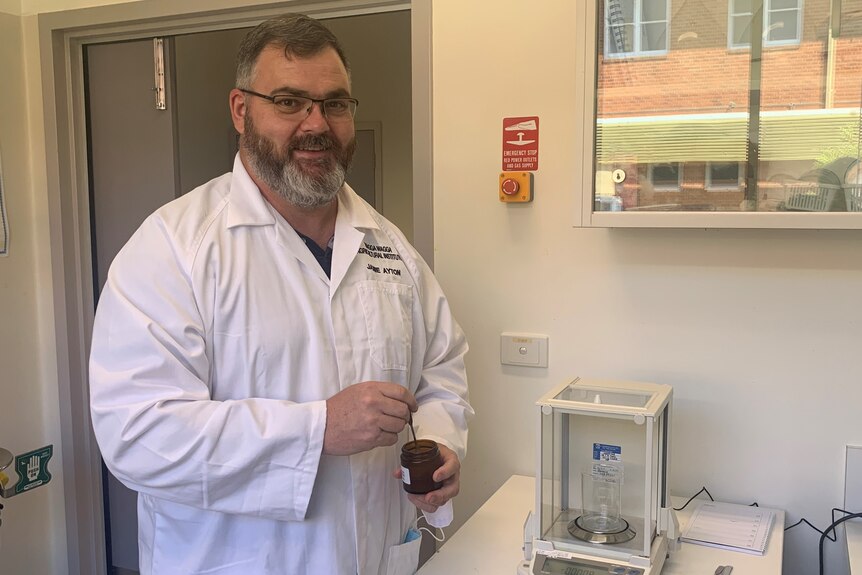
[89, 156, 472, 575]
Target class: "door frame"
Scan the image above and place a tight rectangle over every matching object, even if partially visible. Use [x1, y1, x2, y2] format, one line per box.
[354, 121, 385, 210]
[36, 1, 432, 573]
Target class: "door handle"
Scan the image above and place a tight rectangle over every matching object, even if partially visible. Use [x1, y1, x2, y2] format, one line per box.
[0, 448, 10, 528]
[0, 448, 11, 499]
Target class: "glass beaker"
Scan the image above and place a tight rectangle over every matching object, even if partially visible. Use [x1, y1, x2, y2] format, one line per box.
[579, 471, 625, 533]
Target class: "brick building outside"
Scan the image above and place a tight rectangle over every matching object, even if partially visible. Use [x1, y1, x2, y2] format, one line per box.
[595, 0, 862, 212]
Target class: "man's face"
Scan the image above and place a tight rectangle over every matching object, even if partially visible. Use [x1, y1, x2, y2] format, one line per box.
[231, 45, 356, 209]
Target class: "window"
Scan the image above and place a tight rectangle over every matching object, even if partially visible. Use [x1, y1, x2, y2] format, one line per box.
[707, 162, 743, 189]
[606, 0, 669, 58]
[730, 0, 803, 49]
[592, 0, 862, 223]
[649, 163, 681, 190]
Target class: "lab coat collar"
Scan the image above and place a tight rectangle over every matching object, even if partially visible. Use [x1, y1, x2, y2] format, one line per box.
[225, 155, 277, 229]
[335, 182, 380, 232]
[225, 153, 384, 294]
[225, 154, 381, 234]
[330, 184, 381, 294]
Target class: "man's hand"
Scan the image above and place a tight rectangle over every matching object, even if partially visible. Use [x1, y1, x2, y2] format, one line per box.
[323, 381, 418, 456]
[393, 443, 460, 513]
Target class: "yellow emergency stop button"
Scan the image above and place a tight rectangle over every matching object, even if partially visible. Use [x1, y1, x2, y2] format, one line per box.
[501, 178, 520, 195]
[499, 172, 533, 203]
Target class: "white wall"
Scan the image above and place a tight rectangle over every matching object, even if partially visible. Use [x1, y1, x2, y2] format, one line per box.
[431, 2, 862, 575]
[0, 7, 66, 575]
[22, 0, 139, 14]
[0, 1, 19, 15]
[9, 0, 862, 573]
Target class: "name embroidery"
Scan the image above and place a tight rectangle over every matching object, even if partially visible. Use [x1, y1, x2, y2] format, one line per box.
[358, 242, 403, 261]
[360, 243, 403, 276]
[367, 263, 401, 276]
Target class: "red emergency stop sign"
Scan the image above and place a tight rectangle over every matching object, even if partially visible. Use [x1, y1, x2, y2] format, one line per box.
[502, 116, 539, 171]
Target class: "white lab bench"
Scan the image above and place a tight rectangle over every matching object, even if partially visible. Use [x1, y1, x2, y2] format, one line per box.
[849, 522, 862, 573]
[418, 475, 784, 575]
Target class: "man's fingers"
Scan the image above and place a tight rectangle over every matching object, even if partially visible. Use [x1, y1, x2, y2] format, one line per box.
[379, 396, 413, 423]
[378, 413, 408, 434]
[422, 471, 459, 507]
[377, 383, 419, 412]
[432, 444, 460, 482]
[407, 478, 458, 509]
[377, 430, 399, 447]
[407, 492, 439, 514]
[323, 381, 417, 456]
[432, 459, 458, 483]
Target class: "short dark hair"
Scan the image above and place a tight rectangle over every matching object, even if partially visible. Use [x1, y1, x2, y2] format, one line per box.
[235, 13, 350, 89]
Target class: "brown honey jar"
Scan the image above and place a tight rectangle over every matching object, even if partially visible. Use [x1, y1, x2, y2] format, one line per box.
[400, 439, 443, 494]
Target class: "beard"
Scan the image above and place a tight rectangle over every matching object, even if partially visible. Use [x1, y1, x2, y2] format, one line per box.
[241, 114, 355, 209]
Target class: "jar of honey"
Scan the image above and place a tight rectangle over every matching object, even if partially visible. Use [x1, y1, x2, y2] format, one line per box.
[400, 439, 443, 494]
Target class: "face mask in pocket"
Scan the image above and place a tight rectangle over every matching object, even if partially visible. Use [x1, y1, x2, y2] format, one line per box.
[385, 528, 421, 575]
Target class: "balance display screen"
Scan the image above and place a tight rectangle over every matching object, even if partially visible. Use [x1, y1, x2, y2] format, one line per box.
[538, 557, 643, 575]
[540, 558, 603, 575]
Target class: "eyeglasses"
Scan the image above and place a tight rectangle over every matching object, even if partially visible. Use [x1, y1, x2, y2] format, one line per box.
[239, 88, 359, 121]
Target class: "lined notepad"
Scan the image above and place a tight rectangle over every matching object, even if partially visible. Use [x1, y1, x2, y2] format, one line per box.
[680, 501, 775, 555]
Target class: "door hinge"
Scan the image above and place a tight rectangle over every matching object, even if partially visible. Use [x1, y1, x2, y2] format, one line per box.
[153, 37, 166, 110]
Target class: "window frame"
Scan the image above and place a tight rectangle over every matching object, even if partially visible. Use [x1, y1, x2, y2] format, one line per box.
[706, 161, 744, 191]
[648, 162, 683, 191]
[578, 0, 862, 228]
[728, 0, 804, 50]
[604, 0, 670, 59]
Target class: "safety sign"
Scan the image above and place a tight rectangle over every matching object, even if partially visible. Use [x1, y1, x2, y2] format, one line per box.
[502, 116, 539, 172]
[13, 445, 53, 495]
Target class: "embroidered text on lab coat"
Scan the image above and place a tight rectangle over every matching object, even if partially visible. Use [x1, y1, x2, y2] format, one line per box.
[359, 242, 403, 261]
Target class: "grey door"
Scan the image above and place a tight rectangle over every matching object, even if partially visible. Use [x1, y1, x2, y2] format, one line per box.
[86, 37, 180, 574]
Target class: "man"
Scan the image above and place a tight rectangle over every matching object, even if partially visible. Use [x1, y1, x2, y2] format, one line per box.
[89, 13, 472, 575]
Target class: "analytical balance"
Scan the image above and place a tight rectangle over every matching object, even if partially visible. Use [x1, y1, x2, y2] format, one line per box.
[518, 377, 679, 575]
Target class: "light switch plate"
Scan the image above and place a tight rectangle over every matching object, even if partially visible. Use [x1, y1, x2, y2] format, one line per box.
[501, 332, 549, 367]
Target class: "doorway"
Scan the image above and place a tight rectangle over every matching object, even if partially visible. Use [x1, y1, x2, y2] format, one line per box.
[85, 11, 411, 574]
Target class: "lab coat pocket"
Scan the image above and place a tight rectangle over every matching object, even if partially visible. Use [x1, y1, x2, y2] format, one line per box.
[150, 499, 257, 574]
[385, 532, 421, 575]
[358, 281, 413, 371]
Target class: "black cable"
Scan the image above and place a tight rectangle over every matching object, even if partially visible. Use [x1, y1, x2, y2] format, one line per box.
[786, 517, 826, 535]
[673, 486, 714, 511]
[788, 507, 856, 539]
[819, 510, 862, 575]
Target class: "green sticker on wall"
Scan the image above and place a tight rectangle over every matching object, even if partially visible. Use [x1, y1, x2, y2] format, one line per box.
[14, 445, 53, 495]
